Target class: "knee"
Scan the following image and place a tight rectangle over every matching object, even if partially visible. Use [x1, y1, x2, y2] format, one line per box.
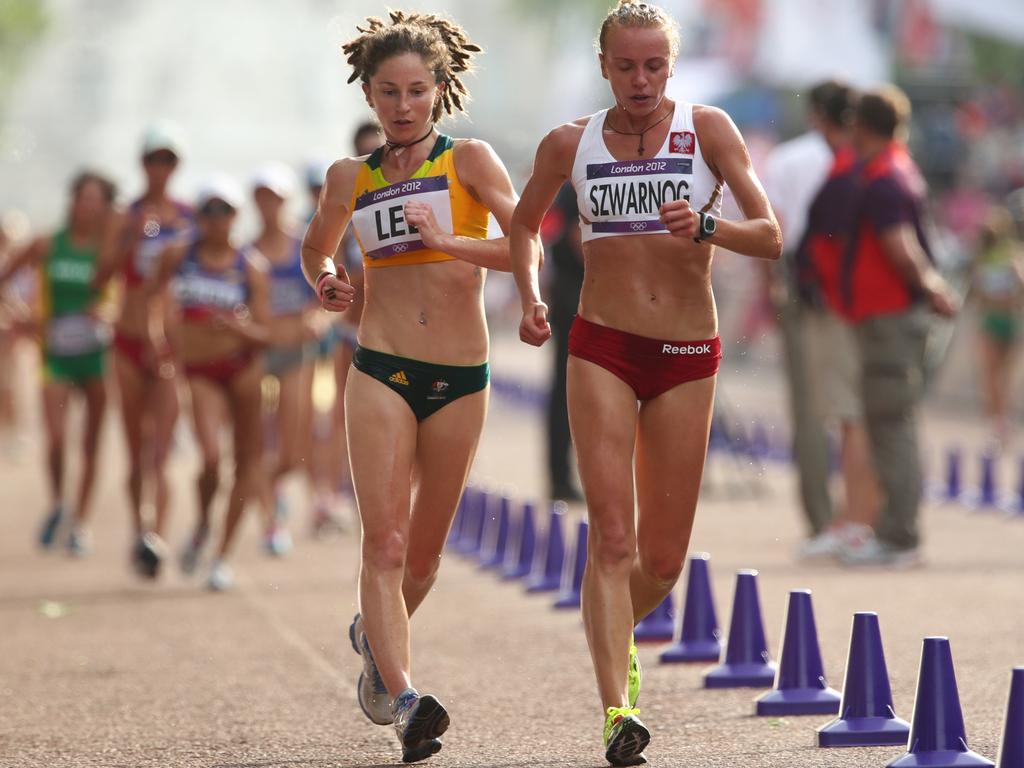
[199, 459, 219, 484]
[638, 546, 685, 589]
[405, 552, 441, 588]
[588, 515, 635, 574]
[277, 452, 301, 476]
[47, 434, 65, 456]
[362, 529, 407, 573]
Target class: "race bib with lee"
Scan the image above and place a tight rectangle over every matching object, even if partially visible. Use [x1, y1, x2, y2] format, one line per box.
[350, 176, 454, 261]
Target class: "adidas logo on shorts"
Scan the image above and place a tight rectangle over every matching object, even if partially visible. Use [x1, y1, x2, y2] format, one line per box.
[388, 370, 410, 385]
[662, 343, 712, 355]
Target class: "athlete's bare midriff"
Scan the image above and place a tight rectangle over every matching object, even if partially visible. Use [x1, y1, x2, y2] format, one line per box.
[579, 237, 717, 340]
[179, 323, 249, 366]
[358, 258, 488, 364]
[566, 105, 719, 341]
[116, 199, 187, 340]
[115, 287, 158, 338]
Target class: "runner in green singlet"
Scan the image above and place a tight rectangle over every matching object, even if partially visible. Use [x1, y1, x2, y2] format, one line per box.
[0, 171, 116, 555]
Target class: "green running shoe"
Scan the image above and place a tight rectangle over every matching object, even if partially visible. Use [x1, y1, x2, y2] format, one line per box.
[628, 636, 642, 709]
[603, 706, 650, 766]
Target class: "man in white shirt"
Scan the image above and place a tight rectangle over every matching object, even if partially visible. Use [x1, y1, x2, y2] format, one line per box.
[763, 80, 856, 554]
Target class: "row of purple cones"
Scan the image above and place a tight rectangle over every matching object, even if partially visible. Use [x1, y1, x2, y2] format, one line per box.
[446, 486, 1022, 767]
[931, 448, 1024, 515]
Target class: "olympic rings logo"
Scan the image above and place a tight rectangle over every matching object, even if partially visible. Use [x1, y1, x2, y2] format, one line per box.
[630, 222, 648, 231]
[393, 243, 409, 253]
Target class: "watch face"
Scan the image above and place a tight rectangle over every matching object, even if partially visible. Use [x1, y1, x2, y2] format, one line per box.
[703, 215, 716, 236]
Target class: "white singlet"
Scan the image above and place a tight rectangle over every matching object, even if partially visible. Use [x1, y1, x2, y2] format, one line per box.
[571, 103, 723, 243]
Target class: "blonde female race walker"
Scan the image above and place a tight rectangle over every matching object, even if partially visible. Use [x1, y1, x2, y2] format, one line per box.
[301, 11, 517, 763]
[511, 2, 781, 764]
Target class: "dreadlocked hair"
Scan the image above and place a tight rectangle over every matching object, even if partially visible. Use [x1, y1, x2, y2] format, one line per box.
[597, 0, 680, 61]
[342, 10, 481, 123]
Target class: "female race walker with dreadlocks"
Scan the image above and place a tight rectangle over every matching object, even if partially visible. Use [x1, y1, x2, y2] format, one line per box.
[512, 2, 781, 765]
[302, 11, 518, 763]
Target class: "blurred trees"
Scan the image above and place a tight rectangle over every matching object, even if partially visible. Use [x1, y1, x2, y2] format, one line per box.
[0, 0, 47, 113]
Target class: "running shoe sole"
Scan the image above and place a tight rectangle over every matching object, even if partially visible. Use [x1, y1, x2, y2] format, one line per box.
[606, 717, 650, 767]
[399, 695, 449, 763]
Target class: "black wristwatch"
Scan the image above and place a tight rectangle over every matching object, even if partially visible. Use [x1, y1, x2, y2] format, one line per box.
[694, 212, 717, 243]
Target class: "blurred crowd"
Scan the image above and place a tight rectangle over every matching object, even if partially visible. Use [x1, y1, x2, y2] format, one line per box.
[0, 120, 387, 590]
[1, 77, 1022, 583]
[759, 79, 1023, 567]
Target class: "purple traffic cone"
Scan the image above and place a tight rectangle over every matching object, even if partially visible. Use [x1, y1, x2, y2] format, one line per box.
[749, 421, 771, 461]
[756, 590, 840, 716]
[447, 488, 467, 549]
[1007, 459, 1024, 516]
[525, 502, 567, 593]
[660, 552, 721, 663]
[634, 593, 675, 643]
[455, 487, 486, 556]
[887, 637, 994, 768]
[502, 502, 537, 581]
[998, 667, 1024, 768]
[932, 448, 963, 503]
[817, 612, 910, 746]
[967, 452, 999, 510]
[478, 494, 511, 570]
[704, 570, 777, 688]
[981, 453, 998, 508]
[553, 519, 588, 609]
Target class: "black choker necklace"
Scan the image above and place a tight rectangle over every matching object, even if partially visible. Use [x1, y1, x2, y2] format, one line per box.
[605, 104, 673, 156]
[385, 126, 435, 157]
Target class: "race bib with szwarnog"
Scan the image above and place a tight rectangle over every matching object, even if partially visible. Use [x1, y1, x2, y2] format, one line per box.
[350, 176, 454, 262]
[584, 158, 692, 234]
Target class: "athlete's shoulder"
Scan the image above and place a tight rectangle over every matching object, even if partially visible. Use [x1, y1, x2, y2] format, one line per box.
[692, 104, 736, 133]
[326, 156, 364, 182]
[536, 119, 589, 161]
[550, 116, 591, 143]
[241, 245, 270, 273]
[452, 137, 505, 169]
[323, 157, 363, 201]
[31, 234, 54, 259]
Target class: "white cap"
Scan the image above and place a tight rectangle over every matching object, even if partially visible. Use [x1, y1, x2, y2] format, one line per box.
[251, 162, 298, 199]
[141, 121, 186, 158]
[196, 173, 245, 211]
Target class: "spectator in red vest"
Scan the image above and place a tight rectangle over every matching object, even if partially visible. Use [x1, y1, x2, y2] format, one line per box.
[840, 85, 957, 567]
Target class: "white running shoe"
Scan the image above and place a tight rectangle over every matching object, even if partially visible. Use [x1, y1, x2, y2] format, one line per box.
[797, 529, 845, 561]
[841, 536, 922, 569]
[65, 527, 91, 558]
[349, 614, 394, 725]
[263, 526, 293, 557]
[206, 560, 235, 591]
[179, 526, 208, 575]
